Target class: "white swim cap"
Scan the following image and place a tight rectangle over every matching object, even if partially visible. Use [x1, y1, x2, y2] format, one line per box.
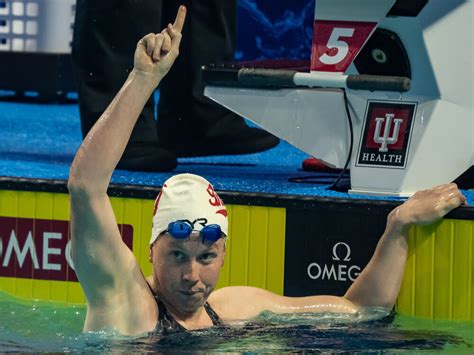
[150, 173, 228, 244]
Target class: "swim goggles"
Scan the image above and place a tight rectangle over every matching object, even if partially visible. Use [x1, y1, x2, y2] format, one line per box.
[165, 219, 224, 243]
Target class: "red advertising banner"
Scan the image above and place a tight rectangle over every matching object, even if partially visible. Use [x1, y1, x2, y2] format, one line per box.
[0, 217, 133, 282]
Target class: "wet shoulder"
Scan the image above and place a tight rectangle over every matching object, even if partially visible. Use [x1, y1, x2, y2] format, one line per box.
[208, 286, 274, 321]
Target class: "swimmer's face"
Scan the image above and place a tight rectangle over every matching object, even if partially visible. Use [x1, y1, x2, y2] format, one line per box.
[149, 233, 226, 314]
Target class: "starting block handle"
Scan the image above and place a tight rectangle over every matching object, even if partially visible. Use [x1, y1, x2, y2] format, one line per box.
[238, 68, 297, 87]
[346, 75, 411, 92]
[202, 66, 411, 92]
[238, 69, 411, 92]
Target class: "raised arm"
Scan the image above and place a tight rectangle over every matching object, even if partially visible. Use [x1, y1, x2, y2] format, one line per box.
[67, 7, 186, 305]
[211, 184, 466, 320]
[344, 183, 466, 308]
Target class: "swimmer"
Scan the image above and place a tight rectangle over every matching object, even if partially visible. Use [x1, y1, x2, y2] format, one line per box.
[67, 5, 467, 335]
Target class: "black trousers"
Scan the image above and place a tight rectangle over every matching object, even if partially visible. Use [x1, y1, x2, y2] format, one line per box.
[72, 0, 245, 149]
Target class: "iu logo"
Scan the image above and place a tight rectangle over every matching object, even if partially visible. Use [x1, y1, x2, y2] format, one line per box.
[373, 114, 403, 152]
[357, 101, 417, 168]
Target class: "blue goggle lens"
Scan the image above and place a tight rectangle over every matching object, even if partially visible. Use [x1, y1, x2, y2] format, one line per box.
[201, 224, 222, 243]
[168, 221, 193, 239]
[167, 221, 223, 243]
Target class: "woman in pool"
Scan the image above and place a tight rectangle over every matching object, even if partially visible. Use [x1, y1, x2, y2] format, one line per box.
[67, 5, 466, 336]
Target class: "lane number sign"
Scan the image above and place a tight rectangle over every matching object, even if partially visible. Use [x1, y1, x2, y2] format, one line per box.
[311, 20, 377, 73]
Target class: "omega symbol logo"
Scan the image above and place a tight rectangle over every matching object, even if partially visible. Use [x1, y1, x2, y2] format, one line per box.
[373, 114, 403, 152]
[332, 242, 351, 262]
[307, 241, 361, 282]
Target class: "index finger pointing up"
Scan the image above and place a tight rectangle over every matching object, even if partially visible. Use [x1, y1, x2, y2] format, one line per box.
[173, 5, 186, 33]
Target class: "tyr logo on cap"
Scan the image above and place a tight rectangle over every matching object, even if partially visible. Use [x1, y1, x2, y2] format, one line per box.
[356, 101, 417, 169]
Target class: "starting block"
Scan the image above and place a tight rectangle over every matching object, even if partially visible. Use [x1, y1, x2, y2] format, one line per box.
[204, 0, 473, 196]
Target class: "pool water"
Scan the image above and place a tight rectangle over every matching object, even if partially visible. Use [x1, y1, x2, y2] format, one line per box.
[0, 291, 472, 353]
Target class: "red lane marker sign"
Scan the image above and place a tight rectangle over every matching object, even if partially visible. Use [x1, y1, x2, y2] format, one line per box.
[311, 20, 377, 73]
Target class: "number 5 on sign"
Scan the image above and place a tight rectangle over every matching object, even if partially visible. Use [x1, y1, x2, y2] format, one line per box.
[311, 20, 377, 73]
[319, 27, 354, 65]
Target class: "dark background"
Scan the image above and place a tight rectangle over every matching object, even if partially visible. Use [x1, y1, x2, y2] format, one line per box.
[236, 0, 314, 60]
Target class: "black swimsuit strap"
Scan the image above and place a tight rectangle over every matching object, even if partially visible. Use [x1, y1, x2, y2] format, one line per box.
[204, 302, 224, 326]
[147, 282, 223, 331]
[157, 298, 186, 332]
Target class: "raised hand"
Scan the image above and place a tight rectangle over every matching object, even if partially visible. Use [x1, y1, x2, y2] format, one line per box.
[134, 5, 186, 80]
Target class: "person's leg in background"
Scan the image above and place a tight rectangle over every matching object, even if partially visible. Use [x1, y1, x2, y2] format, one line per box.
[157, 0, 279, 157]
[71, 0, 177, 171]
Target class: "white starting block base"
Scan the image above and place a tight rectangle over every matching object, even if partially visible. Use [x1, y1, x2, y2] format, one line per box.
[348, 188, 412, 198]
[205, 85, 472, 197]
[205, 86, 350, 168]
